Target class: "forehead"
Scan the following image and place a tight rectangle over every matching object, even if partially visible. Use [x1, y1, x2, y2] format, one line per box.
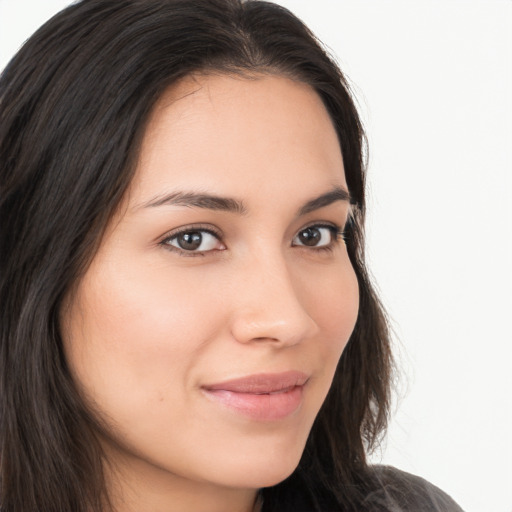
[131, 72, 346, 204]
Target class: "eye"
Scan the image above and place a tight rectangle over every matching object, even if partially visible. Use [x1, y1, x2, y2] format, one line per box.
[292, 224, 340, 248]
[162, 228, 225, 254]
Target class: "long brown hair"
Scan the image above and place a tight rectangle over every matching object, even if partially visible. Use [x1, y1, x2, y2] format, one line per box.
[0, 1, 392, 510]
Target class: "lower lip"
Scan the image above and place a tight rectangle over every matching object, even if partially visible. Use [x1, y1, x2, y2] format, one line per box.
[203, 385, 304, 421]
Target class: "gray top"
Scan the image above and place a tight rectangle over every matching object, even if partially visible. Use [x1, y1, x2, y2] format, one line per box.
[363, 465, 464, 511]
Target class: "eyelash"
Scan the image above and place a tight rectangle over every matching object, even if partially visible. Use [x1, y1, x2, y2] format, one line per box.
[159, 222, 347, 257]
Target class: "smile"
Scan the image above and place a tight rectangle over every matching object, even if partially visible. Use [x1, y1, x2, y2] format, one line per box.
[201, 371, 308, 421]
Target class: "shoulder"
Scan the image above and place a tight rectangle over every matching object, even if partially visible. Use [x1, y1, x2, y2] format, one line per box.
[363, 465, 465, 512]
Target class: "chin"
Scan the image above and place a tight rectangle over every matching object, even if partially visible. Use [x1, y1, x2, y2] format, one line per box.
[209, 440, 305, 490]
[219, 464, 299, 490]
[249, 464, 300, 489]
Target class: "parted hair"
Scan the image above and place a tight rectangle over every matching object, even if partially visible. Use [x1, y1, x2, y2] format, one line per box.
[0, 1, 392, 510]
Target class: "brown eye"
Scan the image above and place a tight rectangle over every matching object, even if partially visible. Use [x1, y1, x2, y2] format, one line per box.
[293, 225, 337, 248]
[177, 231, 202, 250]
[164, 229, 224, 253]
[298, 227, 321, 246]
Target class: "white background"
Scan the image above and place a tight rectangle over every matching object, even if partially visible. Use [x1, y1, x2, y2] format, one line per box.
[1, 1, 511, 511]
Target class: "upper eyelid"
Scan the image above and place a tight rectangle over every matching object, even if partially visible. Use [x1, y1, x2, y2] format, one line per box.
[160, 223, 223, 243]
[298, 220, 342, 230]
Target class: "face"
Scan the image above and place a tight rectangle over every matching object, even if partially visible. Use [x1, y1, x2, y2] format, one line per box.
[61, 74, 359, 504]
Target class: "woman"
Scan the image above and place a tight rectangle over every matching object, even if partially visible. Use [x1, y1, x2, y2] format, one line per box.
[0, 0, 464, 511]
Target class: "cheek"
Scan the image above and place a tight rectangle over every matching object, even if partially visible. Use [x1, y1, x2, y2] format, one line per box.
[307, 259, 359, 353]
[292, 257, 359, 408]
[61, 257, 224, 412]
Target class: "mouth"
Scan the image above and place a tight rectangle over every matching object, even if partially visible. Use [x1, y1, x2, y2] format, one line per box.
[201, 371, 308, 421]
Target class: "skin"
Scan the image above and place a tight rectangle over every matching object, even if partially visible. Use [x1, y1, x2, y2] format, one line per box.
[61, 73, 359, 512]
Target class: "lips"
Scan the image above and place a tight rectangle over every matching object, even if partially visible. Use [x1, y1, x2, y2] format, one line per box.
[201, 371, 308, 421]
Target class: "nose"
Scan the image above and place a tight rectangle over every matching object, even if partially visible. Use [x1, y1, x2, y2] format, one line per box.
[229, 253, 319, 347]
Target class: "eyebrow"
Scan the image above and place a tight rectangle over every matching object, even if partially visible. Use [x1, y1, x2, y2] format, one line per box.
[141, 186, 351, 216]
[142, 191, 248, 214]
[297, 186, 351, 216]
